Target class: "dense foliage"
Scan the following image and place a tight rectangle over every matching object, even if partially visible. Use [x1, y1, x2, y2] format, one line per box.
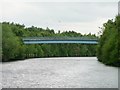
[97, 16, 120, 67]
[2, 22, 98, 62]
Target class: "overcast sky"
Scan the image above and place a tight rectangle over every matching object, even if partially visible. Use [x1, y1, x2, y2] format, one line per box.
[1, 0, 119, 35]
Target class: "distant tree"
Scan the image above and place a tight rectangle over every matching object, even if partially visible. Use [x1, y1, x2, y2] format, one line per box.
[2, 22, 98, 62]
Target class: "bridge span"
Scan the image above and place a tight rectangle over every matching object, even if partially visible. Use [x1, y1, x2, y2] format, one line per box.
[22, 37, 98, 44]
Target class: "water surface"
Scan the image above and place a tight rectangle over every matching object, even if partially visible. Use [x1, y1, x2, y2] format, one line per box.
[2, 57, 118, 88]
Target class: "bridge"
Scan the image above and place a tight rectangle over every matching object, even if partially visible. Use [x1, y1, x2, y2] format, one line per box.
[22, 37, 98, 44]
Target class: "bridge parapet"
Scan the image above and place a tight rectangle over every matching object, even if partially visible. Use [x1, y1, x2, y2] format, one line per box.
[22, 37, 98, 41]
[22, 37, 98, 44]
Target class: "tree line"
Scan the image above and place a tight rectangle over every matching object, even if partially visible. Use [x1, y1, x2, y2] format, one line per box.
[97, 16, 120, 67]
[2, 15, 120, 67]
[2, 22, 98, 62]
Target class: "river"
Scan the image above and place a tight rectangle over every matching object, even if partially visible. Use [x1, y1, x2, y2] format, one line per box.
[1, 57, 118, 88]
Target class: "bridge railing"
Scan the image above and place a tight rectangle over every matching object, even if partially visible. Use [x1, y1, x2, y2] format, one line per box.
[22, 37, 98, 41]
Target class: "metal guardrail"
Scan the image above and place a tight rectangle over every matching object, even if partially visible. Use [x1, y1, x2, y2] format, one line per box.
[22, 37, 98, 44]
[22, 37, 98, 41]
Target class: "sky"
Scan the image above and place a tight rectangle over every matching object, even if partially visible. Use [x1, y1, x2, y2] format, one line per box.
[1, 0, 119, 35]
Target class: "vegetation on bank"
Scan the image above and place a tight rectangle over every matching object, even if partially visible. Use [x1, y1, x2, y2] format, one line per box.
[2, 16, 120, 67]
[97, 16, 120, 67]
[2, 22, 98, 62]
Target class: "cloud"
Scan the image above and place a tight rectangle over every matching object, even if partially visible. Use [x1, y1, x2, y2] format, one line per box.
[1, 2, 118, 35]
[2, 0, 119, 2]
[44, 17, 109, 34]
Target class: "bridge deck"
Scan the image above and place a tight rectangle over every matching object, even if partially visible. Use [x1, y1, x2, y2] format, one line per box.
[22, 37, 98, 44]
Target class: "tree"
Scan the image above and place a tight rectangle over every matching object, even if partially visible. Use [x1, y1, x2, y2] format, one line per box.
[97, 16, 120, 67]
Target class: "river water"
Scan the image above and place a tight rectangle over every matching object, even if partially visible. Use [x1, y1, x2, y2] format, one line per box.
[1, 57, 118, 88]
